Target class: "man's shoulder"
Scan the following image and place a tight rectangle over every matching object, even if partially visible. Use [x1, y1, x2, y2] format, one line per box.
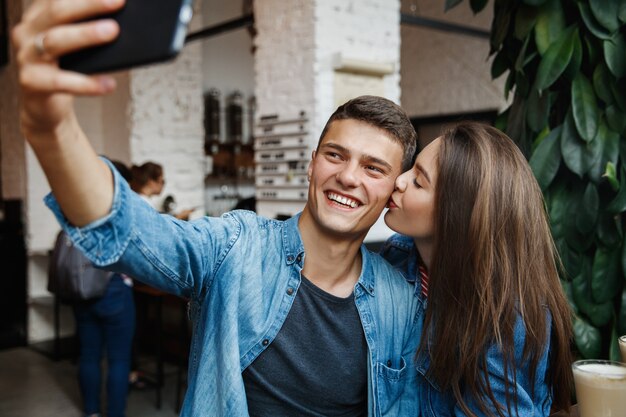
[214, 210, 295, 252]
[364, 249, 410, 287]
[380, 233, 414, 254]
[218, 209, 284, 232]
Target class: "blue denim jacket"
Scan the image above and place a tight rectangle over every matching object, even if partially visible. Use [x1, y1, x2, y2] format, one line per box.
[45, 163, 422, 417]
[380, 234, 553, 417]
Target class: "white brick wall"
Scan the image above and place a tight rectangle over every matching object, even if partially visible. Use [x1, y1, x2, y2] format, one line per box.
[128, 41, 205, 211]
[253, 0, 401, 222]
[253, 0, 317, 120]
[315, 0, 401, 132]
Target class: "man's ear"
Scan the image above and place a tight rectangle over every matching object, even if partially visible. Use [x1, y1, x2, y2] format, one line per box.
[307, 150, 316, 181]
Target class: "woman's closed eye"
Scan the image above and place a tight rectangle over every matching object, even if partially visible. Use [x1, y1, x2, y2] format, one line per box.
[413, 177, 422, 188]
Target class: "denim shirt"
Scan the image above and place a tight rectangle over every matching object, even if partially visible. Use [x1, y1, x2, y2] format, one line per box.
[380, 234, 553, 417]
[45, 163, 422, 417]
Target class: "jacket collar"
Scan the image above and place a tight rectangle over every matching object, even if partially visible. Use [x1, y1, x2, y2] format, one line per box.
[282, 213, 305, 265]
[281, 212, 375, 296]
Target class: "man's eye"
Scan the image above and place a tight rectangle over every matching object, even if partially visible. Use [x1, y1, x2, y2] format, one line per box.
[366, 165, 384, 173]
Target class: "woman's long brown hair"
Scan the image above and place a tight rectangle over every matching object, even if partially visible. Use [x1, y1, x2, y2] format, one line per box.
[421, 122, 573, 416]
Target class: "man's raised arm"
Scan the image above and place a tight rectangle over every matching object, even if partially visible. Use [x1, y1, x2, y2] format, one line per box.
[12, 0, 126, 226]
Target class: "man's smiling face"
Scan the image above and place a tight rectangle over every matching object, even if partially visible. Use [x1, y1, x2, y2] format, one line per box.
[304, 118, 404, 240]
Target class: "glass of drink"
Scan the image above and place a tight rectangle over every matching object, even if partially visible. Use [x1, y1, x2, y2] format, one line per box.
[620, 335, 626, 363]
[572, 359, 626, 417]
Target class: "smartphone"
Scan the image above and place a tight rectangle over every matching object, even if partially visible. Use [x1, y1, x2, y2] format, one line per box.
[59, 0, 194, 74]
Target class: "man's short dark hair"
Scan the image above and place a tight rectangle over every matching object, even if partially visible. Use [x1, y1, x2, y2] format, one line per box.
[317, 96, 417, 171]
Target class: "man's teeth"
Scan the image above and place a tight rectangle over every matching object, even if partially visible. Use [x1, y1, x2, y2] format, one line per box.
[328, 192, 359, 208]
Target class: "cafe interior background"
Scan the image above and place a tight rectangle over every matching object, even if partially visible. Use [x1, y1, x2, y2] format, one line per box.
[0, 0, 507, 414]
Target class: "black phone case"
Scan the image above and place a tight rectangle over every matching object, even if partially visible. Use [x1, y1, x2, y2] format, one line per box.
[59, 0, 193, 74]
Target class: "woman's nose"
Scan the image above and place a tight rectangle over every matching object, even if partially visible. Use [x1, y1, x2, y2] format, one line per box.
[394, 171, 409, 192]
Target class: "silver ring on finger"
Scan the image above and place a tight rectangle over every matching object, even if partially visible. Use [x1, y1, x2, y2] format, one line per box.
[34, 32, 48, 57]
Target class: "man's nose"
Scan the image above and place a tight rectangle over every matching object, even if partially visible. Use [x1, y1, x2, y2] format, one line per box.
[335, 162, 360, 188]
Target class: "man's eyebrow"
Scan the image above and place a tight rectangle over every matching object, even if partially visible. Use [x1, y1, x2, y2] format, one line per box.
[415, 162, 431, 184]
[321, 142, 394, 172]
[321, 142, 349, 154]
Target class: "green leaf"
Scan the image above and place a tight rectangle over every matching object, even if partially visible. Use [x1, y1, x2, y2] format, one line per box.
[561, 111, 602, 177]
[592, 247, 622, 303]
[516, 72, 531, 97]
[589, 0, 620, 32]
[563, 31, 582, 81]
[606, 105, 626, 134]
[491, 49, 509, 79]
[610, 81, 626, 112]
[573, 316, 602, 358]
[530, 126, 562, 190]
[547, 180, 570, 238]
[606, 187, 626, 214]
[576, 183, 599, 235]
[618, 287, 626, 335]
[584, 36, 601, 65]
[620, 234, 626, 287]
[534, 0, 566, 55]
[561, 279, 578, 314]
[563, 184, 595, 252]
[593, 64, 614, 104]
[610, 325, 621, 362]
[604, 162, 619, 191]
[470, 0, 488, 14]
[620, 0, 626, 23]
[515, 36, 532, 73]
[506, 95, 529, 152]
[572, 73, 599, 142]
[579, 2, 612, 40]
[490, 2, 512, 53]
[588, 120, 620, 183]
[604, 33, 626, 79]
[515, 6, 539, 40]
[607, 165, 626, 212]
[573, 269, 613, 327]
[495, 109, 509, 132]
[619, 131, 626, 163]
[556, 238, 584, 281]
[523, 0, 548, 5]
[596, 210, 622, 248]
[504, 71, 515, 100]
[444, 0, 463, 11]
[607, 184, 626, 213]
[535, 27, 577, 92]
[527, 90, 551, 133]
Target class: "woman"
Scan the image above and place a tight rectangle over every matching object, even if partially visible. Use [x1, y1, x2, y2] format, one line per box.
[72, 160, 135, 417]
[130, 162, 165, 201]
[382, 122, 573, 416]
[131, 161, 194, 219]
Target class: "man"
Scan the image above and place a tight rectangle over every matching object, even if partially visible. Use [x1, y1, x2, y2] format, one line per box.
[12, 1, 420, 416]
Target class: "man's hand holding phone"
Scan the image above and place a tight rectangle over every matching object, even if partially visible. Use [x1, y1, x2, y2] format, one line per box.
[12, 0, 124, 135]
[13, 0, 193, 135]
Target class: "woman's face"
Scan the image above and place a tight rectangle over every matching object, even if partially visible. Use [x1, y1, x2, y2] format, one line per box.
[384, 137, 440, 241]
[149, 176, 165, 196]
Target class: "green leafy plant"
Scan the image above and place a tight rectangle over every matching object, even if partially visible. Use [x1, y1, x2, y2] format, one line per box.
[449, 0, 626, 360]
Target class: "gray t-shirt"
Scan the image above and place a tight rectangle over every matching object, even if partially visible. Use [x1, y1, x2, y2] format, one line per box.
[243, 275, 368, 417]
